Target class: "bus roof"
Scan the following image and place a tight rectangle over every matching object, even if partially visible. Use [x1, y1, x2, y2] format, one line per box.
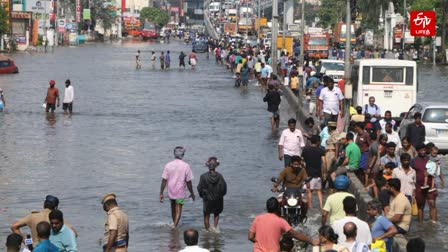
[353, 59, 416, 67]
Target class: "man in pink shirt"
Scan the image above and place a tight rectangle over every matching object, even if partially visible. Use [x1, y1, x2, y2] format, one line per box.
[248, 197, 318, 252]
[160, 146, 196, 228]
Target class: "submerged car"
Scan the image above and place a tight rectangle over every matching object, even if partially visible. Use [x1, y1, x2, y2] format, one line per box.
[0, 57, 19, 74]
[399, 102, 448, 154]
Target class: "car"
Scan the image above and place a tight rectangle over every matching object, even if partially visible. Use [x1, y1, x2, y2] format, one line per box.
[0, 57, 19, 74]
[399, 102, 448, 154]
[318, 59, 344, 83]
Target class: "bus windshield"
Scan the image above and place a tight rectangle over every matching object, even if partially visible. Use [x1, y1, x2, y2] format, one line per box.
[143, 23, 155, 30]
[371, 67, 404, 83]
[309, 38, 327, 46]
[322, 62, 344, 71]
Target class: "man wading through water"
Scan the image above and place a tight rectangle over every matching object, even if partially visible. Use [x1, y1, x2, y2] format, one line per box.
[160, 146, 195, 228]
[197, 157, 227, 232]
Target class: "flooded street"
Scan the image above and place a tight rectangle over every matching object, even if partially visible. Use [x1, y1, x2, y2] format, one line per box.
[0, 40, 448, 251]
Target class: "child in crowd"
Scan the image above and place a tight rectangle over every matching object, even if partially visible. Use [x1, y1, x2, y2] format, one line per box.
[383, 162, 396, 181]
[422, 146, 444, 192]
[135, 50, 142, 69]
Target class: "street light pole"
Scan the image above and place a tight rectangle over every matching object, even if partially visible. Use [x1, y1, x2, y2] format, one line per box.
[245, 2, 249, 40]
[299, 0, 304, 65]
[402, 0, 406, 51]
[271, 0, 279, 75]
[342, 0, 352, 132]
[282, 0, 286, 52]
[257, 0, 261, 47]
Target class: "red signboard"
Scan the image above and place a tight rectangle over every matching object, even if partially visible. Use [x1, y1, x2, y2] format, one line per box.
[410, 11, 436, 37]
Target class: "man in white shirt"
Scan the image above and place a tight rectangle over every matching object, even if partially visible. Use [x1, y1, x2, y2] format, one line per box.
[179, 229, 209, 252]
[332, 196, 372, 245]
[338, 222, 370, 252]
[385, 122, 402, 149]
[318, 76, 344, 127]
[264, 64, 273, 78]
[63, 79, 74, 114]
[278, 118, 306, 167]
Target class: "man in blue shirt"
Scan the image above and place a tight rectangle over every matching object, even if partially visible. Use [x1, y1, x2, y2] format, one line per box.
[49, 210, 77, 252]
[34, 222, 59, 252]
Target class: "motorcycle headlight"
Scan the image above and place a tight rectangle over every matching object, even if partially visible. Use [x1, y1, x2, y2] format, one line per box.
[287, 198, 298, 206]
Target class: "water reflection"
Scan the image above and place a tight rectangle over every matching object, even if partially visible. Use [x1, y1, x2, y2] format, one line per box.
[45, 113, 57, 127]
[167, 228, 181, 252]
[202, 232, 224, 252]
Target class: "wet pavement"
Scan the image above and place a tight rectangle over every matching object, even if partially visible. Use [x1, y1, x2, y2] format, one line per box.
[0, 40, 447, 251]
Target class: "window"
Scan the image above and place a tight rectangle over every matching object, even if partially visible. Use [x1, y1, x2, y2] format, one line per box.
[423, 108, 448, 123]
[309, 38, 327, 46]
[362, 66, 370, 84]
[405, 67, 413, 85]
[0, 61, 11, 67]
[371, 67, 404, 83]
[12, 0, 22, 4]
[322, 62, 344, 71]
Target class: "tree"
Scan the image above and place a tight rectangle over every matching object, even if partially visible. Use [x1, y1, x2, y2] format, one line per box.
[140, 7, 169, 27]
[0, 3, 9, 35]
[440, 0, 447, 63]
[317, 0, 346, 29]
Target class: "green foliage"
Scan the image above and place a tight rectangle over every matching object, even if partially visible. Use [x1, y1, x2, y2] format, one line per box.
[0, 5, 9, 35]
[317, 0, 346, 29]
[140, 7, 170, 27]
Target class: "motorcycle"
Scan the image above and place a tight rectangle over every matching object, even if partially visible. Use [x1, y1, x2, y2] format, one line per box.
[271, 176, 312, 227]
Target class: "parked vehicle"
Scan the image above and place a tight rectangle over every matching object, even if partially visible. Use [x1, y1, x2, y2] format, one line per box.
[399, 103, 448, 154]
[304, 32, 331, 59]
[0, 57, 19, 74]
[141, 22, 159, 40]
[318, 59, 344, 83]
[351, 59, 417, 118]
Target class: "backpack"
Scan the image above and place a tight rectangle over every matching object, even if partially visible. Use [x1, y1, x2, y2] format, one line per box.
[364, 104, 378, 115]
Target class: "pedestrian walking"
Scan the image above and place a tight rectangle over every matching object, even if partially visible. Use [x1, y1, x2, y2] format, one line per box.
[44, 80, 60, 113]
[135, 50, 142, 69]
[179, 51, 186, 69]
[151, 51, 156, 69]
[63, 79, 74, 114]
[189, 50, 198, 70]
[159, 52, 165, 69]
[101, 193, 129, 252]
[160, 146, 195, 228]
[164, 50, 171, 69]
[197, 157, 227, 232]
[0, 88, 6, 112]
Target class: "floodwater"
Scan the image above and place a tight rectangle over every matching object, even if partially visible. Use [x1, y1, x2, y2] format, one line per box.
[0, 40, 447, 251]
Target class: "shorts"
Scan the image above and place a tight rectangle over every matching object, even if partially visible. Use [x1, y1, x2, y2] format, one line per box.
[172, 199, 185, 205]
[272, 111, 279, 119]
[309, 177, 322, 190]
[242, 79, 249, 86]
[203, 199, 223, 215]
[281, 69, 287, 76]
[46, 103, 56, 112]
[415, 185, 438, 209]
[62, 102, 73, 111]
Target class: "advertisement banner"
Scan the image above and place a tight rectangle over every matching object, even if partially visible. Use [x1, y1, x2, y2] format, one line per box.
[25, 0, 51, 13]
[83, 9, 91, 20]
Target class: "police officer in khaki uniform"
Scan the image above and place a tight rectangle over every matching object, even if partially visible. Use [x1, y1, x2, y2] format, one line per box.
[10, 195, 59, 247]
[102, 193, 129, 252]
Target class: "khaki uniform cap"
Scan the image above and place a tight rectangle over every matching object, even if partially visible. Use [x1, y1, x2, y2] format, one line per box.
[102, 193, 116, 204]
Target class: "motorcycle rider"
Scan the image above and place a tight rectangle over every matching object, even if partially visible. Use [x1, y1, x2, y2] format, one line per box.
[272, 156, 309, 222]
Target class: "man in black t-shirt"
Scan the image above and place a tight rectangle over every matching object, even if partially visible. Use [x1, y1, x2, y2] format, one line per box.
[302, 135, 326, 209]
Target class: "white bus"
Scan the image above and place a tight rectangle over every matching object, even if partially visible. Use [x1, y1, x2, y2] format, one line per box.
[351, 59, 417, 117]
